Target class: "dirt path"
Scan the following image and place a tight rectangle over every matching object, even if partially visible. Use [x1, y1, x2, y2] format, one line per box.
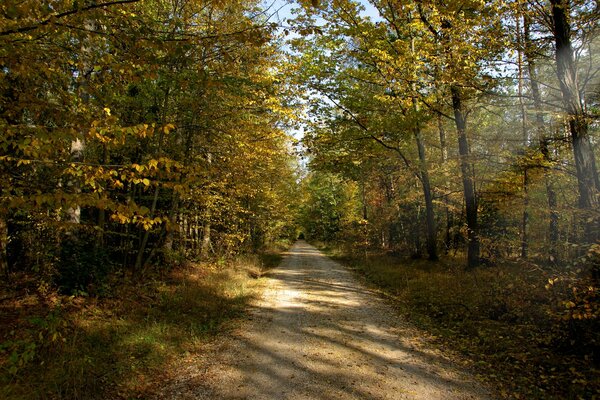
[157, 241, 493, 399]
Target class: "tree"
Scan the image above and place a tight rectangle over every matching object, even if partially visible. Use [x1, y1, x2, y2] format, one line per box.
[0, 0, 299, 289]
[548, 0, 599, 244]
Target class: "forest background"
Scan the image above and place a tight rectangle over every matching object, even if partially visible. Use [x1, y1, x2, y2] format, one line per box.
[0, 0, 599, 398]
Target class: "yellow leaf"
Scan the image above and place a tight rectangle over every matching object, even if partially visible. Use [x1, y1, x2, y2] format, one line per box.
[163, 123, 175, 134]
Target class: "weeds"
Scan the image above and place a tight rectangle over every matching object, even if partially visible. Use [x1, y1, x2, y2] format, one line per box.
[0, 250, 281, 399]
[330, 250, 599, 399]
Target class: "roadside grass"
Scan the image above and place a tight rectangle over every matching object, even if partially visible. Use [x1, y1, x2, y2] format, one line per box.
[325, 249, 599, 400]
[0, 250, 283, 400]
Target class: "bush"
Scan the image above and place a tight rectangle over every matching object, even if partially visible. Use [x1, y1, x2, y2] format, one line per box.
[56, 230, 113, 295]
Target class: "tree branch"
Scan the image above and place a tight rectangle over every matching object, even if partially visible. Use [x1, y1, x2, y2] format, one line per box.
[0, 0, 141, 37]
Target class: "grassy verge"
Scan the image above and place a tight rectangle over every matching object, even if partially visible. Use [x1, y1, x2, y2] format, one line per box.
[0, 251, 283, 400]
[322, 247, 598, 400]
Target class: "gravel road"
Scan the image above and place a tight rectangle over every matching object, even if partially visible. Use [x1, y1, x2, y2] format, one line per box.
[157, 241, 493, 400]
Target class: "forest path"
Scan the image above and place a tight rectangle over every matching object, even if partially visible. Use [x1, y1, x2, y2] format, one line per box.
[157, 241, 492, 400]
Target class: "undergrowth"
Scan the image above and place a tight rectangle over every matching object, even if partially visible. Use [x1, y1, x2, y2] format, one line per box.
[324, 247, 599, 400]
[0, 251, 282, 400]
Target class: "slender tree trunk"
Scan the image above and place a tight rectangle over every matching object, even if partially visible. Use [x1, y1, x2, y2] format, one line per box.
[200, 152, 213, 258]
[134, 80, 172, 269]
[414, 125, 438, 261]
[182, 214, 189, 252]
[451, 85, 480, 269]
[413, 205, 422, 258]
[438, 114, 452, 254]
[97, 144, 109, 246]
[360, 176, 368, 221]
[521, 171, 529, 258]
[550, 0, 600, 244]
[164, 129, 194, 252]
[516, 12, 529, 259]
[68, 18, 97, 225]
[201, 221, 211, 258]
[134, 184, 160, 271]
[524, 14, 559, 262]
[0, 216, 8, 280]
[409, 36, 437, 261]
[67, 138, 84, 224]
[164, 194, 178, 252]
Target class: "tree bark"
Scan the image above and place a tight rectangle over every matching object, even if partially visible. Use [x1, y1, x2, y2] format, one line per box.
[0, 216, 8, 280]
[201, 221, 211, 258]
[410, 35, 437, 261]
[524, 13, 559, 262]
[134, 184, 160, 272]
[67, 138, 84, 224]
[413, 205, 423, 258]
[414, 124, 438, 261]
[451, 85, 480, 269]
[516, 12, 529, 259]
[437, 96, 452, 254]
[550, 0, 600, 243]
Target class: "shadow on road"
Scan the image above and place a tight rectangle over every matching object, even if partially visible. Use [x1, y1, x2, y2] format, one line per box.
[201, 241, 491, 400]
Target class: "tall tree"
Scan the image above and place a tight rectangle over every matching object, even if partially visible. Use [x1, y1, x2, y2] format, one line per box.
[548, 0, 599, 244]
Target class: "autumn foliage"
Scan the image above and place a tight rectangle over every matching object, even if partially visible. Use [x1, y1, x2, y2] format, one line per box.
[0, 0, 299, 291]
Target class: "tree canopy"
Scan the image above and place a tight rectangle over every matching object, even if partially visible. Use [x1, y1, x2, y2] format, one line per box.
[1, 0, 599, 397]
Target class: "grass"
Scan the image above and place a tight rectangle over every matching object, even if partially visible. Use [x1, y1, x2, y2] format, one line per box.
[323, 247, 599, 400]
[0, 250, 283, 400]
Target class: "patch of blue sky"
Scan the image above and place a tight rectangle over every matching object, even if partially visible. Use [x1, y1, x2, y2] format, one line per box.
[259, 1, 381, 144]
[262, 0, 381, 26]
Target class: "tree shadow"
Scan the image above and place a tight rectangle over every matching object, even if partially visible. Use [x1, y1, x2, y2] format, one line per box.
[173, 241, 493, 399]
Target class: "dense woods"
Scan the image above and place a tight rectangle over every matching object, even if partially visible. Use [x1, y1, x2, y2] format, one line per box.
[1, 1, 299, 397]
[1, 0, 599, 398]
[0, 0, 299, 291]
[294, 0, 599, 266]
[291, 0, 599, 397]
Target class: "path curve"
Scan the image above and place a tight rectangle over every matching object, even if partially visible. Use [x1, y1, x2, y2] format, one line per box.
[158, 241, 493, 399]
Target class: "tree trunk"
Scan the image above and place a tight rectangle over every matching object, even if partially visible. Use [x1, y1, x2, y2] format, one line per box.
[516, 12, 529, 259]
[165, 126, 195, 252]
[525, 13, 559, 262]
[521, 171, 529, 258]
[550, 0, 600, 243]
[409, 35, 437, 261]
[413, 205, 422, 258]
[451, 85, 480, 269]
[134, 184, 160, 272]
[68, 18, 97, 225]
[0, 216, 8, 280]
[201, 221, 211, 258]
[415, 125, 438, 261]
[67, 138, 84, 224]
[438, 114, 452, 254]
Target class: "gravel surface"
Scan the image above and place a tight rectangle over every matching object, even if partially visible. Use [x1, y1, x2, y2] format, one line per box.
[155, 241, 493, 400]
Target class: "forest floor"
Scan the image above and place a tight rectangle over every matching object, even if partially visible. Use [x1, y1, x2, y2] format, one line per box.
[154, 241, 492, 400]
[0, 252, 283, 400]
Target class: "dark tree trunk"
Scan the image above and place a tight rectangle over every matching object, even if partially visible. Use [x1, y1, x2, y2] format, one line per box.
[415, 125, 438, 261]
[521, 171, 529, 258]
[0, 216, 8, 280]
[408, 35, 437, 261]
[134, 185, 160, 272]
[550, 0, 600, 243]
[413, 206, 423, 258]
[451, 85, 480, 269]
